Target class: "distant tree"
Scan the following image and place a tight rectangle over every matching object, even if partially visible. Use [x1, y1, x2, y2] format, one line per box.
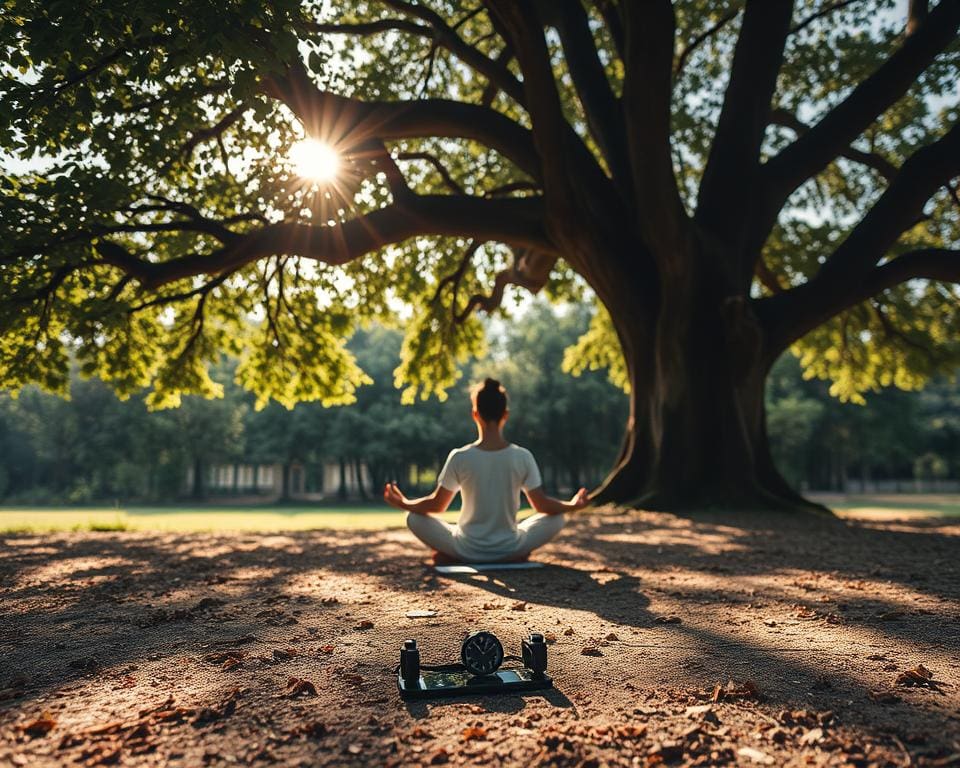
[479, 301, 627, 490]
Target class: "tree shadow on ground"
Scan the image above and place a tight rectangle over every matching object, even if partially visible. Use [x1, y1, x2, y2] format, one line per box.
[1, 508, 959, 765]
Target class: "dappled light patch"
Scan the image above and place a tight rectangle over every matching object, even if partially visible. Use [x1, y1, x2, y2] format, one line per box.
[1, 509, 958, 766]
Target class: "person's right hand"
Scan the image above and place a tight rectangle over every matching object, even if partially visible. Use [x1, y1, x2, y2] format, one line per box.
[383, 482, 408, 511]
[569, 487, 589, 509]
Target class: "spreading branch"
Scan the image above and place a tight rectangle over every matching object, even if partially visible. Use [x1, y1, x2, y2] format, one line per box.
[551, 0, 629, 184]
[675, 8, 740, 78]
[621, 0, 687, 253]
[768, 108, 898, 180]
[789, 0, 860, 36]
[377, 0, 526, 106]
[762, 0, 960, 209]
[261, 61, 541, 180]
[485, 0, 578, 212]
[758, 120, 960, 351]
[93, 194, 550, 290]
[761, 248, 960, 353]
[456, 247, 557, 322]
[696, 0, 794, 251]
[396, 151, 465, 194]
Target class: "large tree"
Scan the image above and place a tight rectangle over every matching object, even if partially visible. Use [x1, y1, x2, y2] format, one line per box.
[2, 0, 959, 510]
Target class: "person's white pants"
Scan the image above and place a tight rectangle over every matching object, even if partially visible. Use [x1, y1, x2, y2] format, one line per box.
[406, 512, 565, 562]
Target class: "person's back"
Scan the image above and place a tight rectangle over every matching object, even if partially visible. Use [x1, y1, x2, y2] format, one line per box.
[438, 443, 541, 561]
[383, 378, 589, 563]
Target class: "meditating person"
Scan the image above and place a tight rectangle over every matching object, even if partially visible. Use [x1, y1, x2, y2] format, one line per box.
[383, 378, 589, 563]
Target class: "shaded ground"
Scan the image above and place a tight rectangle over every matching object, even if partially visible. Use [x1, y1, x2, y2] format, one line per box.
[1, 508, 958, 767]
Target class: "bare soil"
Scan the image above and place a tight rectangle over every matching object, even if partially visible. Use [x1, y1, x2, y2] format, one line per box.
[1, 508, 959, 767]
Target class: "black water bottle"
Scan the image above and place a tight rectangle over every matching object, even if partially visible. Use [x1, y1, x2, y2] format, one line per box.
[400, 639, 421, 684]
[522, 632, 547, 674]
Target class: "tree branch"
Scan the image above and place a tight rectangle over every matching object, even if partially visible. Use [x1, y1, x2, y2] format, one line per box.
[456, 247, 557, 321]
[589, 0, 624, 61]
[760, 247, 960, 354]
[621, 0, 688, 253]
[696, 0, 794, 250]
[261, 62, 541, 180]
[789, 0, 860, 36]
[907, 0, 929, 35]
[301, 18, 429, 38]
[675, 8, 741, 78]
[94, 194, 551, 290]
[762, 0, 960, 208]
[377, 0, 526, 106]
[551, 0, 629, 184]
[396, 151, 465, 194]
[178, 107, 246, 161]
[485, 0, 577, 212]
[769, 107, 898, 180]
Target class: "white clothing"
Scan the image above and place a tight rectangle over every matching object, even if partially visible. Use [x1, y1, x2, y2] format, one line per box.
[409, 443, 561, 561]
[407, 510, 565, 562]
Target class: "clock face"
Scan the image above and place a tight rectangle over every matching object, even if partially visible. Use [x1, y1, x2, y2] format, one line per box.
[461, 631, 504, 676]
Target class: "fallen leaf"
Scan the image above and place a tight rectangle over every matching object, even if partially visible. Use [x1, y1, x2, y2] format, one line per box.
[429, 747, 449, 765]
[510, 601, 527, 611]
[581, 646, 603, 657]
[737, 746, 774, 765]
[285, 677, 318, 697]
[711, 679, 761, 703]
[544, 632, 557, 644]
[462, 725, 487, 741]
[896, 664, 946, 690]
[318, 645, 335, 654]
[655, 616, 682, 624]
[354, 620, 374, 630]
[563, 627, 575, 636]
[21, 713, 56, 736]
[605, 633, 619, 641]
[799, 726, 824, 746]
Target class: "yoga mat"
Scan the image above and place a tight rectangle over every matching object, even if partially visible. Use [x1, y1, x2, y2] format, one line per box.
[434, 562, 545, 574]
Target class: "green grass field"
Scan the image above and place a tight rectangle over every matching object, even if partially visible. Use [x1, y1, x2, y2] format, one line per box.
[0, 495, 956, 533]
[0, 504, 462, 533]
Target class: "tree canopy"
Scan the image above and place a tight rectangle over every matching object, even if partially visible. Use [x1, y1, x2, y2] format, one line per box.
[2, 1, 959, 506]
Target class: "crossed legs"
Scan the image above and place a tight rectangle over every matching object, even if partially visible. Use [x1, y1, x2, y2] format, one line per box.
[406, 512, 565, 562]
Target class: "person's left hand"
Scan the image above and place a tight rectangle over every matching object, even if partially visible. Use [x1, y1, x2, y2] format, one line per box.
[383, 482, 408, 511]
[569, 487, 590, 509]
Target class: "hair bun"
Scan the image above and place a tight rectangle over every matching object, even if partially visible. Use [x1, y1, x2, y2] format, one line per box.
[483, 378, 501, 391]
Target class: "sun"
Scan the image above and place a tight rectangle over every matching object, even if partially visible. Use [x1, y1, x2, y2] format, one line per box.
[289, 139, 340, 182]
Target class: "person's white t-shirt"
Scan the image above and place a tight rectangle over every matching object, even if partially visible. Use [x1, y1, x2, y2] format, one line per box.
[437, 443, 542, 560]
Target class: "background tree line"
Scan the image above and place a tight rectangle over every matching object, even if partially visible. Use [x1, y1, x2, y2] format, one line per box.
[0, 301, 956, 505]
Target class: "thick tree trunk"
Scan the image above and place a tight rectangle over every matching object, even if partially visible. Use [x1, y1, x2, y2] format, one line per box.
[589, 254, 827, 514]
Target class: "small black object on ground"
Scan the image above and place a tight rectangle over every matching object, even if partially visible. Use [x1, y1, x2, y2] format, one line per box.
[397, 631, 553, 699]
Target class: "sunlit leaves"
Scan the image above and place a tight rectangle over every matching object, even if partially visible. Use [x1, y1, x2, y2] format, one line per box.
[794, 281, 960, 404]
[562, 302, 628, 393]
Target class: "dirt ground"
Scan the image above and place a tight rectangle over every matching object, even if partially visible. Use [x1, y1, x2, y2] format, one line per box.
[2, 508, 959, 767]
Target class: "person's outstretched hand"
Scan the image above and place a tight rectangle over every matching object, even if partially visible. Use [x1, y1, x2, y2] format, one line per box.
[383, 482, 409, 511]
[569, 487, 590, 510]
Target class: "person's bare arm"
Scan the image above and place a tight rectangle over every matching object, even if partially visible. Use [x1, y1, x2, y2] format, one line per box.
[383, 482, 455, 515]
[524, 486, 589, 516]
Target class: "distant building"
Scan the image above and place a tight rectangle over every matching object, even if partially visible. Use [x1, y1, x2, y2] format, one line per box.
[184, 461, 372, 501]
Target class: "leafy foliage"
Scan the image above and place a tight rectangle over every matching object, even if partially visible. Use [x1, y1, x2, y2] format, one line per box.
[1, 0, 958, 417]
